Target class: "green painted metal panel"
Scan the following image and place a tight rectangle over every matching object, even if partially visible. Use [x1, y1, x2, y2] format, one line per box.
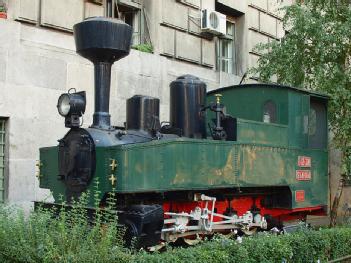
[93, 147, 119, 198]
[206, 85, 320, 149]
[40, 138, 328, 209]
[39, 146, 122, 203]
[96, 138, 326, 209]
[288, 93, 310, 148]
[39, 146, 65, 202]
[291, 149, 328, 208]
[238, 144, 328, 208]
[114, 139, 240, 192]
[207, 85, 289, 125]
[236, 118, 288, 146]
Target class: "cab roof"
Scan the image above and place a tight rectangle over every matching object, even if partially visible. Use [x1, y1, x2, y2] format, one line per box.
[207, 83, 329, 101]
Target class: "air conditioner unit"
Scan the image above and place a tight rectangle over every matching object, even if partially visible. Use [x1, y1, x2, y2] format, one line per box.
[201, 10, 226, 35]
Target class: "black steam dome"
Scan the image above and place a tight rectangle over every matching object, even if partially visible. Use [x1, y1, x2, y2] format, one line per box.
[170, 75, 207, 139]
[126, 95, 160, 134]
[73, 17, 133, 129]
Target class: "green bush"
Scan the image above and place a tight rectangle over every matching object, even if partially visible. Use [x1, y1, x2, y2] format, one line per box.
[0, 0, 7, 12]
[0, 192, 132, 263]
[132, 43, 153, 53]
[0, 195, 351, 263]
[137, 229, 351, 263]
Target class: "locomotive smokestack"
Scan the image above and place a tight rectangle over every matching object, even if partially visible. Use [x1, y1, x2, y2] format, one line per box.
[73, 17, 132, 129]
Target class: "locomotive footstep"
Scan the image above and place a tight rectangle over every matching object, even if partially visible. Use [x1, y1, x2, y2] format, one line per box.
[183, 235, 202, 246]
[241, 227, 258, 236]
[147, 242, 166, 252]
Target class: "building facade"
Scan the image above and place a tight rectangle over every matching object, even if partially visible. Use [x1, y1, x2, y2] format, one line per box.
[0, 0, 307, 207]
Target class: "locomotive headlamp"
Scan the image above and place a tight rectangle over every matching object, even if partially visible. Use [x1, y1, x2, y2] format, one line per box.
[57, 91, 86, 117]
[57, 90, 86, 128]
[57, 94, 71, 117]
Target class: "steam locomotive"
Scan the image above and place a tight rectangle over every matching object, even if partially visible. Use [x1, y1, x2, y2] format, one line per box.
[37, 17, 329, 247]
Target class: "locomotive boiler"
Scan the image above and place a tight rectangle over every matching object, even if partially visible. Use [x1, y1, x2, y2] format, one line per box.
[37, 17, 329, 247]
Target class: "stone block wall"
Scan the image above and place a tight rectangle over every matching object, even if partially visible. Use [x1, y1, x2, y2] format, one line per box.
[9, 0, 104, 30]
[157, 0, 215, 69]
[246, 0, 291, 70]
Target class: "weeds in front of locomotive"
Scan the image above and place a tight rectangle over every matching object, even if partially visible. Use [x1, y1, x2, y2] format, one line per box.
[37, 17, 329, 248]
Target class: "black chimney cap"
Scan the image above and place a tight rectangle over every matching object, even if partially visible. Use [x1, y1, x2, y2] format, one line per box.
[73, 17, 133, 63]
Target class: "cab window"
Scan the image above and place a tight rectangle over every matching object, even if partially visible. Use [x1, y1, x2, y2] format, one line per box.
[309, 98, 327, 149]
[263, 100, 276, 123]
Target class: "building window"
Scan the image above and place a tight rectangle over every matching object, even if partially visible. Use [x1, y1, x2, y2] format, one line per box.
[113, 2, 151, 47]
[217, 21, 235, 74]
[263, 100, 277, 123]
[118, 9, 142, 45]
[0, 119, 6, 203]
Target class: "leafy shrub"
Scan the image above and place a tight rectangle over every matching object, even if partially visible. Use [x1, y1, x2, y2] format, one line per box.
[0, 0, 7, 12]
[132, 43, 153, 53]
[137, 228, 351, 263]
[0, 192, 132, 263]
[0, 194, 351, 263]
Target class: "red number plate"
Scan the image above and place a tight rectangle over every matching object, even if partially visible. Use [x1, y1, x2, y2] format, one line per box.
[298, 156, 311, 167]
[295, 190, 305, 202]
[296, 170, 311, 181]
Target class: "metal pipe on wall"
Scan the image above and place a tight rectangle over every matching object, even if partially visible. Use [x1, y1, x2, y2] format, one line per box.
[103, 0, 113, 17]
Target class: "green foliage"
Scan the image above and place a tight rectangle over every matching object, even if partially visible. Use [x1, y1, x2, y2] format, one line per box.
[0, 200, 351, 263]
[0, 0, 7, 12]
[132, 43, 154, 53]
[0, 192, 132, 263]
[0, 181, 349, 262]
[250, 0, 351, 174]
[136, 228, 351, 263]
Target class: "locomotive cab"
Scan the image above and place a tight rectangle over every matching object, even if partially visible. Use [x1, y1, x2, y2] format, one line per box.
[207, 84, 328, 149]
